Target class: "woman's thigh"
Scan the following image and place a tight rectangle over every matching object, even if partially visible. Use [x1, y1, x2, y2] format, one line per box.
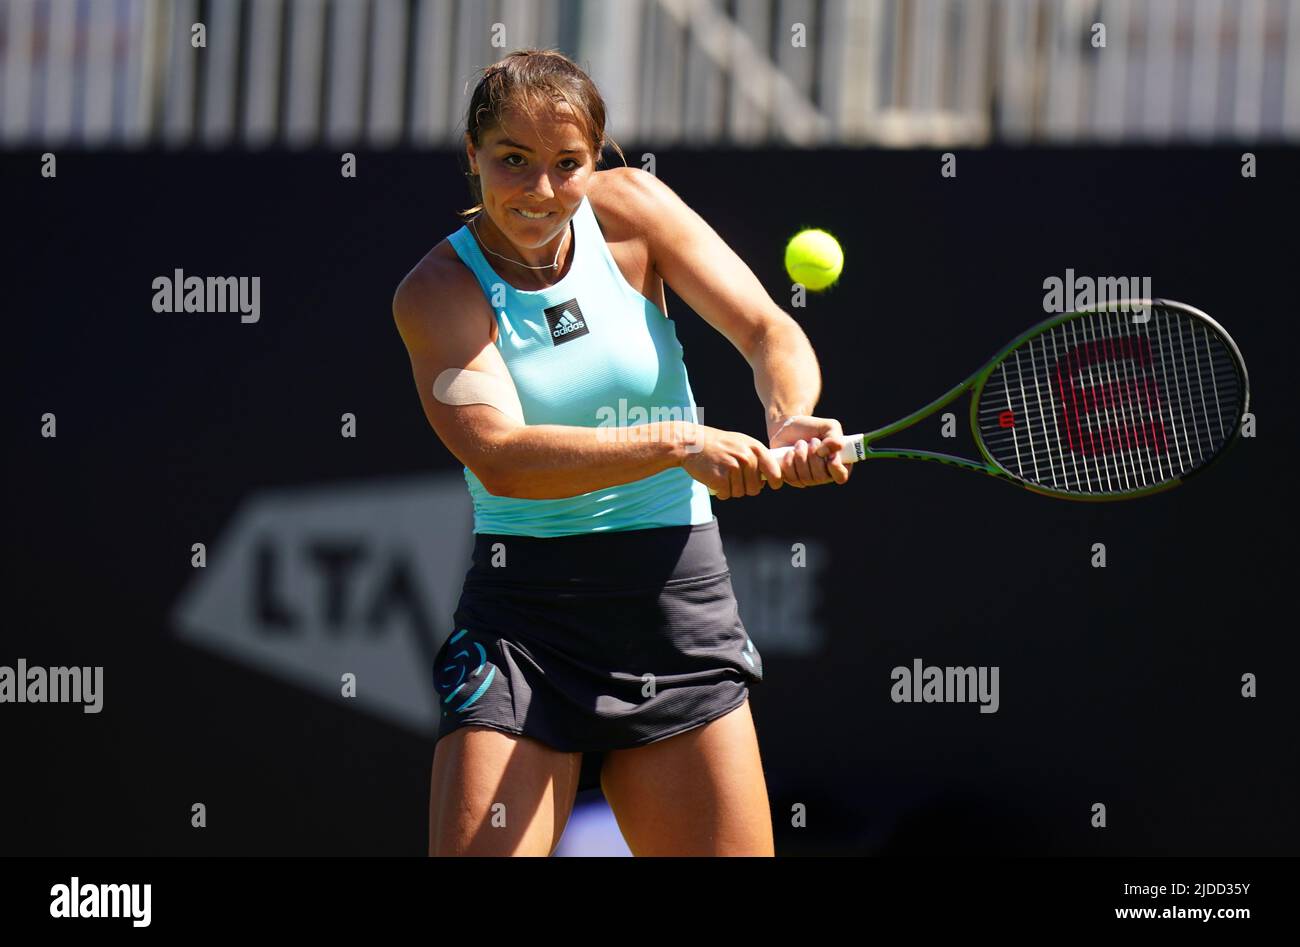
[598, 696, 774, 856]
[429, 725, 583, 856]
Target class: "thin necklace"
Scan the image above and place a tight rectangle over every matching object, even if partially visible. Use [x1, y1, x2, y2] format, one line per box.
[470, 213, 570, 272]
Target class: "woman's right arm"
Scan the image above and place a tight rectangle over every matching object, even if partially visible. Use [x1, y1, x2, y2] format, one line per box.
[392, 256, 782, 501]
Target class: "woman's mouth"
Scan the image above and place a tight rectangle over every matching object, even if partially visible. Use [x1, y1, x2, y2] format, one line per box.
[513, 207, 554, 220]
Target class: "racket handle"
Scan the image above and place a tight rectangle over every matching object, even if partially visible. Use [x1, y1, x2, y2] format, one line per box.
[706, 433, 866, 495]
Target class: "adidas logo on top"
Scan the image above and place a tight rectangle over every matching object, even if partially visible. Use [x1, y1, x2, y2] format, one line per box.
[553, 312, 583, 335]
[543, 298, 590, 345]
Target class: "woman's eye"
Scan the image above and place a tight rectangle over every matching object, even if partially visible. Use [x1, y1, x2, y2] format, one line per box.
[502, 154, 579, 171]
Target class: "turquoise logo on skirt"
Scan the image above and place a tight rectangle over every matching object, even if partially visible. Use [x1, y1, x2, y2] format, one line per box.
[435, 628, 496, 716]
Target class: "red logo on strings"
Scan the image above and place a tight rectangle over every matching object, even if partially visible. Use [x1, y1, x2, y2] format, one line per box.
[1055, 335, 1167, 456]
[998, 410, 1016, 429]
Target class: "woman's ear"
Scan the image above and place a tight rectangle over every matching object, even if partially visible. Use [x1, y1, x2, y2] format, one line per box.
[464, 133, 478, 174]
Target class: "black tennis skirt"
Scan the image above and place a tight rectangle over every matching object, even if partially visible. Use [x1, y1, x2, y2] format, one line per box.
[432, 517, 762, 794]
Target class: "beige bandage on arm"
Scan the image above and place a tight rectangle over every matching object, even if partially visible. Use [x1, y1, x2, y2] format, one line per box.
[432, 368, 526, 425]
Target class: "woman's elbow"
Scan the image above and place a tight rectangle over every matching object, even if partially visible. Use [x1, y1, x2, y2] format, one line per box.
[473, 462, 515, 498]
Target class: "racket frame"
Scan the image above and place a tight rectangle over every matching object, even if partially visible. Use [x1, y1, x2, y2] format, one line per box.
[854, 298, 1250, 502]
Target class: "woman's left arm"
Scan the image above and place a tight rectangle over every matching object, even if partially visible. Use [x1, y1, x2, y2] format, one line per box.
[621, 167, 852, 487]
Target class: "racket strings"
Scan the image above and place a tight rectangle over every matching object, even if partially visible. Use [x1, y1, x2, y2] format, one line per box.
[977, 304, 1243, 495]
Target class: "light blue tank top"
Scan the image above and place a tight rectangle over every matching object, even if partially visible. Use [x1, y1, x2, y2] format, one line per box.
[446, 194, 714, 536]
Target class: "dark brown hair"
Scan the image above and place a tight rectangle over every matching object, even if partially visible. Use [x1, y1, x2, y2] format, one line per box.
[459, 48, 626, 219]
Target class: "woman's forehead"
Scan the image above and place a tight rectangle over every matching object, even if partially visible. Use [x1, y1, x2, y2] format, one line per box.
[489, 106, 591, 150]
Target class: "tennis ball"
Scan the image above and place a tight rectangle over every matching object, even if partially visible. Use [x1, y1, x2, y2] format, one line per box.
[784, 228, 843, 291]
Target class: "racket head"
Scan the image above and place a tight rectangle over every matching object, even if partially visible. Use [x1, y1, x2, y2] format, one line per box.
[969, 299, 1249, 501]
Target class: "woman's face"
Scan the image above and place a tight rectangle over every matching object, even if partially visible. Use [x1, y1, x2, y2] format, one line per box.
[467, 106, 596, 249]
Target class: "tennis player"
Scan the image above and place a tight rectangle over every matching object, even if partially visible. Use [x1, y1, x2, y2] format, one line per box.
[393, 49, 852, 856]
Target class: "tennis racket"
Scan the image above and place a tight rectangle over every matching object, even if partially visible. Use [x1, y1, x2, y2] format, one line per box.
[748, 299, 1249, 501]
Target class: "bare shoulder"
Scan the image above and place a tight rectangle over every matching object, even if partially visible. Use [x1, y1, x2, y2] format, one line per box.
[588, 166, 679, 237]
[589, 166, 694, 287]
[392, 238, 495, 353]
[392, 239, 471, 314]
[589, 165, 706, 267]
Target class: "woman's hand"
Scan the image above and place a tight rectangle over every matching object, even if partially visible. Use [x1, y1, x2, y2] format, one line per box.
[766, 414, 854, 488]
[681, 426, 784, 500]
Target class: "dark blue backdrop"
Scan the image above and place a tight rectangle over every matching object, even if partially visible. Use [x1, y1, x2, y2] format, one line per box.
[3, 146, 1296, 855]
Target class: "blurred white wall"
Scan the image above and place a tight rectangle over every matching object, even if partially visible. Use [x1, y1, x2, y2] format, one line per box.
[2, 0, 1296, 149]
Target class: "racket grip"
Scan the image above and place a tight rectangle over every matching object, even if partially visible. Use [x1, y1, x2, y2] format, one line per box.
[706, 433, 866, 495]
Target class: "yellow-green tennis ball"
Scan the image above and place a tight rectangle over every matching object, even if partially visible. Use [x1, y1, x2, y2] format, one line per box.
[784, 229, 844, 291]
